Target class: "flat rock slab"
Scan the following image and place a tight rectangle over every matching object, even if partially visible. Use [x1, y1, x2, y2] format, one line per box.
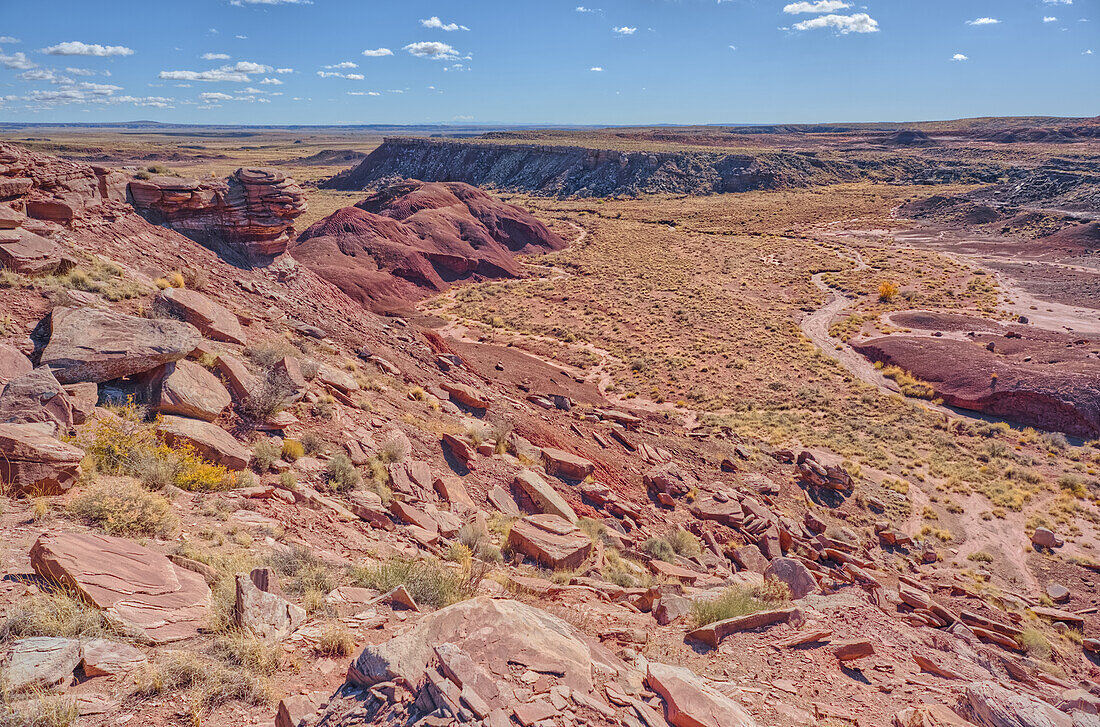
[0, 227, 62, 275]
[156, 287, 247, 345]
[507, 514, 593, 571]
[541, 447, 594, 481]
[513, 469, 577, 523]
[157, 414, 249, 470]
[30, 531, 211, 643]
[80, 639, 148, 677]
[4, 637, 81, 692]
[646, 661, 758, 727]
[686, 607, 800, 649]
[41, 306, 201, 384]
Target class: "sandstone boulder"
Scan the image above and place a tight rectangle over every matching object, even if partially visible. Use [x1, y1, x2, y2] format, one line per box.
[507, 514, 593, 571]
[156, 360, 232, 421]
[441, 381, 490, 409]
[214, 353, 260, 403]
[315, 362, 359, 393]
[0, 343, 32, 385]
[541, 447, 595, 481]
[764, 557, 819, 600]
[3, 637, 80, 692]
[80, 639, 148, 677]
[233, 571, 306, 640]
[348, 597, 629, 695]
[893, 704, 975, 726]
[30, 531, 211, 643]
[156, 287, 247, 345]
[686, 607, 800, 648]
[157, 414, 249, 470]
[41, 306, 201, 384]
[0, 422, 83, 495]
[0, 227, 62, 274]
[1032, 528, 1063, 549]
[0, 367, 74, 431]
[647, 661, 758, 727]
[958, 681, 1073, 727]
[513, 469, 578, 523]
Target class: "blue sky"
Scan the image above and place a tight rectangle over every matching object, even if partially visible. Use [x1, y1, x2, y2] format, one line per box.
[0, 0, 1096, 125]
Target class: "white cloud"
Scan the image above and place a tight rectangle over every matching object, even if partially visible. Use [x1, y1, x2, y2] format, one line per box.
[966, 17, 1000, 25]
[783, 1, 851, 14]
[64, 67, 97, 76]
[200, 92, 234, 101]
[324, 61, 358, 69]
[225, 61, 272, 73]
[1043, 0, 1072, 4]
[1086, 49, 1095, 54]
[420, 16, 469, 31]
[41, 41, 135, 57]
[259, 77, 283, 84]
[0, 51, 35, 70]
[792, 12, 878, 33]
[728, 44, 737, 50]
[362, 48, 393, 57]
[116, 95, 174, 108]
[275, 67, 294, 73]
[0, 36, 20, 44]
[347, 91, 381, 96]
[159, 69, 250, 82]
[403, 41, 461, 60]
[589, 66, 603, 71]
[316, 71, 364, 79]
[1043, 16, 1057, 22]
[952, 53, 968, 61]
[18, 69, 60, 81]
[612, 26, 636, 35]
[202, 52, 231, 60]
[575, 6, 600, 12]
[230, 0, 312, 5]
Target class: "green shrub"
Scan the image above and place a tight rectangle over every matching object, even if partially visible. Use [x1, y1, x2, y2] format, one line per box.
[252, 439, 280, 472]
[642, 537, 676, 563]
[350, 557, 469, 609]
[325, 454, 360, 493]
[68, 478, 179, 538]
[301, 431, 326, 455]
[0, 589, 106, 642]
[82, 400, 234, 492]
[281, 439, 304, 462]
[665, 528, 701, 557]
[690, 581, 790, 628]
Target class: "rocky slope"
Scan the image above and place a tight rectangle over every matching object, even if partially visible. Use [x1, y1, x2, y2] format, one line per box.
[291, 180, 566, 311]
[320, 137, 1002, 198]
[2, 143, 1100, 727]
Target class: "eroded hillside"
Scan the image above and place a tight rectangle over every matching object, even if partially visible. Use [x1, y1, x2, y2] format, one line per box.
[1, 134, 1099, 727]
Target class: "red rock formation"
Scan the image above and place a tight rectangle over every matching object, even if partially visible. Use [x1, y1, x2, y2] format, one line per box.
[0, 143, 128, 226]
[128, 167, 307, 259]
[290, 180, 566, 312]
[852, 333, 1100, 438]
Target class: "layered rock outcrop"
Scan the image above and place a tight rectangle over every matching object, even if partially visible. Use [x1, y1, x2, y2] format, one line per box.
[291, 180, 565, 311]
[0, 142, 128, 226]
[129, 167, 307, 259]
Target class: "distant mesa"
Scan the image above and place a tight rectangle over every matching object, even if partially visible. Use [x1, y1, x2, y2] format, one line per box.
[128, 167, 308, 261]
[290, 179, 565, 312]
[320, 136, 1007, 198]
[271, 148, 369, 167]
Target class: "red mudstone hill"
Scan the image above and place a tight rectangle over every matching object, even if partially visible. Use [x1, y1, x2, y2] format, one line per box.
[290, 180, 566, 312]
[852, 331, 1100, 438]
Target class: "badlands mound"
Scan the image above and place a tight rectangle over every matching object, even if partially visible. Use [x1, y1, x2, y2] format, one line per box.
[290, 179, 566, 312]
